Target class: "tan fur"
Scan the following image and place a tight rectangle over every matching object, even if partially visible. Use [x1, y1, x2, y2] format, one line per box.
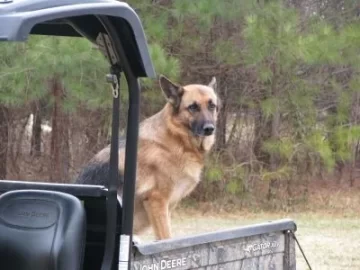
[94, 76, 218, 240]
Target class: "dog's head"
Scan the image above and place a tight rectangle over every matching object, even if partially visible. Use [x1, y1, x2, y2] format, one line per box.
[159, 75, 219, 137]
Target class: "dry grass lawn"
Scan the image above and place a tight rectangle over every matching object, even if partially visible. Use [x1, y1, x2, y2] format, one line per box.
[141, 209, 360, 270]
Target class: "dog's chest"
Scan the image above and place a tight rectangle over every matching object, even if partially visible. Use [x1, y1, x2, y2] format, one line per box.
[169, 158, 202, 204]
[182, 158, 202, 180]
[170, 180, 195, 204]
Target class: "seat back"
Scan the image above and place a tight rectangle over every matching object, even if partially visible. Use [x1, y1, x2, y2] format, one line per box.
[0, 190, 86, 270]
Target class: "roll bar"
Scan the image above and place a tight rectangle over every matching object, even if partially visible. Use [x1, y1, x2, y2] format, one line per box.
[0, 1, 156, 269]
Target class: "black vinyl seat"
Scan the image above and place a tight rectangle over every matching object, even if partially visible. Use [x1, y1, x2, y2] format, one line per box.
[0, 190, 86, 270]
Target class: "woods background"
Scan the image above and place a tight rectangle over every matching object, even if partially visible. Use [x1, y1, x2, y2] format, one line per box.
[0, 0, 359, 211]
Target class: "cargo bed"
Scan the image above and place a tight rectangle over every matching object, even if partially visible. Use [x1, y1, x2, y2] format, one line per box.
[132, 219, 296, 270]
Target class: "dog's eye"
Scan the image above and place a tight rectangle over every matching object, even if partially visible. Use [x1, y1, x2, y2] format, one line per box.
[188, 103, 199, 112]
[208, 102, 216, 111]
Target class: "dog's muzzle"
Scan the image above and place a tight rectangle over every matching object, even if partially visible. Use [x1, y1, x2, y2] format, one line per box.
[203, 123, 215, 136]
[192, 121, 215, 136]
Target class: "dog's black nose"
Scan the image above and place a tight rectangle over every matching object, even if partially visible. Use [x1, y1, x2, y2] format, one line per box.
[203, 123, 215, 136]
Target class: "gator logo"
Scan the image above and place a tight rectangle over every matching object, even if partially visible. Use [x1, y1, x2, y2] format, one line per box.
[243, 241, 279, 253]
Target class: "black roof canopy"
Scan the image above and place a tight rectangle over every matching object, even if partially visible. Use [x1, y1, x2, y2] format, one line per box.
[0, 0, 156, 78]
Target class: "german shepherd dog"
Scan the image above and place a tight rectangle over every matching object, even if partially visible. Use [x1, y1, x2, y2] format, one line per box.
[76, 75, 219, 240]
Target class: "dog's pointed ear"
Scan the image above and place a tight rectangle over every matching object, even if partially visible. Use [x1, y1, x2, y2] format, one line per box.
[159, 75, 184, 107]
[208, 76, 217, 92]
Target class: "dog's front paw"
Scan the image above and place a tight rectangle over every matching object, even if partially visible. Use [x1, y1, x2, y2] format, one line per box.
[132, 235, 142, 245]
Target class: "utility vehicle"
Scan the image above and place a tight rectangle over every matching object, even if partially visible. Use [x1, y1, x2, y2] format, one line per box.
[0, 0, 297, 269]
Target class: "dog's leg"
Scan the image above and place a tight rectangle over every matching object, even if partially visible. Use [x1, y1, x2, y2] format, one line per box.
[143, 191, 172, 240]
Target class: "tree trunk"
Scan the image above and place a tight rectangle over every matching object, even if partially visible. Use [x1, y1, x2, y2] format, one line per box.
[254, 63, 281, 201]
[50, 77, 71, 182]
[226, 111, 241, 148]
[267, 107, 281, 201]
[84, 109, 108, 155]
[215, 84, 227, 151]
[0, 106, 8, 179]
[253, 109, 272, 165]
[349, 92, 360, 187]
[8, 118, 27, 179]
[30, 100, 44, 157]
[350, 140, 359, 187]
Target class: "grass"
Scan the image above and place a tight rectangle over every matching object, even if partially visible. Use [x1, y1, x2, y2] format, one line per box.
[140, 208, 360, 270]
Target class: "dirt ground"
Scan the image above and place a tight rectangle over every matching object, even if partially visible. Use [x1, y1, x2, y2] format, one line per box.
[140, 208, 360, 270]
